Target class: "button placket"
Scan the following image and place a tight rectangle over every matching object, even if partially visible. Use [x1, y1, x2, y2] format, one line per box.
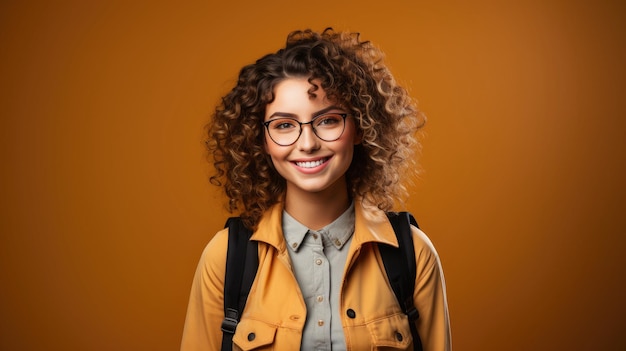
[310, 240, 330, 348]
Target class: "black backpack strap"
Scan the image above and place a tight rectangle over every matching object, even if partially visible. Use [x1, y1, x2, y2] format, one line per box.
[382, 212, 423, 351]
[221, 217, 258, 351]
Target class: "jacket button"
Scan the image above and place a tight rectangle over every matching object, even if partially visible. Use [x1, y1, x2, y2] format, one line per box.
[395, 332, 403, 341]
[247, 333, 255, 341]
[346, 309, 356, 318]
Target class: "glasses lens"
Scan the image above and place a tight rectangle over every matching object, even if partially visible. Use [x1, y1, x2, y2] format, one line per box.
[313, 114, 345, 141]
[267, 118, 300, 145]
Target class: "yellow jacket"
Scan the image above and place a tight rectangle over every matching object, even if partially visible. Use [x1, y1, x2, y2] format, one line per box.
[181, 200, 451, 350]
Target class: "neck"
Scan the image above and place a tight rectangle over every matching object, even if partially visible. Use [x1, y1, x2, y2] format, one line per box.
[284, 182, 351, 231]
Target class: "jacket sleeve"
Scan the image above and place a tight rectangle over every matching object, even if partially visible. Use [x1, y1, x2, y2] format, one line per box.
[411, 226, 452, 351]
[180, 229, 229, 351]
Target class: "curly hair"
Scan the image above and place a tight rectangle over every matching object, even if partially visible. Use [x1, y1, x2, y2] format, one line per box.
[206, 28, 425, 229]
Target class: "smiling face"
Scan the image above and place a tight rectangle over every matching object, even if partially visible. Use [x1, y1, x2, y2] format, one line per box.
[264, 77, 359, 203]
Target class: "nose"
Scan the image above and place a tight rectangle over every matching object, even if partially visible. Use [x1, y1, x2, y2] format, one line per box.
[297, 123, 320, 152]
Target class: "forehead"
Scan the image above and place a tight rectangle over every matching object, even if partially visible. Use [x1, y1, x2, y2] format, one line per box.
[265, 78, 333, 117]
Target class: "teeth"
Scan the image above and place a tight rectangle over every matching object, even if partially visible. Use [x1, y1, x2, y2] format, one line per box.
[296, 158, 327, 168]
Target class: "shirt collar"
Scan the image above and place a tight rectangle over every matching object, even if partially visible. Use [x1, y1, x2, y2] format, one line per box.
[282, 202, 355, 252]
[252, 198, 399, 251]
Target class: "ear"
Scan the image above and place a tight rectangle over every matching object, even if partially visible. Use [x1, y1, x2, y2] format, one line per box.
[263, 137, 275, 167]
[262, 128, 272, 153]
[353, 129, 363, 145]
[350, 112, 363, 145]
[263, 137, 269, 153]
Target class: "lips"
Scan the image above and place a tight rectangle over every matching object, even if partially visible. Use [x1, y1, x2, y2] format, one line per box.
[294, 157, 329, 169]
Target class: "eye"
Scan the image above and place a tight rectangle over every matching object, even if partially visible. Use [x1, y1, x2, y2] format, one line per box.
[314, 114, 343, 127]
[270, 118, 298, 131]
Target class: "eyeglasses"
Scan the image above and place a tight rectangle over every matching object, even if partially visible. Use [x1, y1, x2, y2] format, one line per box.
[263, 113, 349, 146]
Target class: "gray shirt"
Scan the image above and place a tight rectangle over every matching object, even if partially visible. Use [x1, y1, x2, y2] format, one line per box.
[282, 202, 355, 351]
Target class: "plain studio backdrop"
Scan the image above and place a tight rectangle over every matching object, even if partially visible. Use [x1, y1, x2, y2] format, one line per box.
[1, 0, 624, 350]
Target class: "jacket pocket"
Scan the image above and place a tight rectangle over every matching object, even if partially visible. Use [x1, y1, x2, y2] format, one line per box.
[232, 318, 278, 351]
[365, 313, 413, 350]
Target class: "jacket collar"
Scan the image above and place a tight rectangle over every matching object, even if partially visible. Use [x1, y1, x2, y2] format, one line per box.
[251, 198, 399, 252]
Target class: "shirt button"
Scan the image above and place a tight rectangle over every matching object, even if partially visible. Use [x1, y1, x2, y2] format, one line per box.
[315, 258, 323, 265]
[334, 239, 341, 246]
[346, 309, 356, 318]
[312, 233, 319, 239]
[318, 320, 324, 326]
[316, 295, 324, 302]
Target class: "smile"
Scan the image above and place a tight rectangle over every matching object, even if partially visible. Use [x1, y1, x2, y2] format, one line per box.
[294, 158, 329, 168]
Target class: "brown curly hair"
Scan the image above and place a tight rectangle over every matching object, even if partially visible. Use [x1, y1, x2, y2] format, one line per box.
[206, 28, 425, 229]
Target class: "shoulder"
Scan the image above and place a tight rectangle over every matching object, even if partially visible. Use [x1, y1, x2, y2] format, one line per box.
[194, 228, 230, 283]
[410, 226, 438, 255]
[410, 225, 443, 272]
[203, 227, 230, 259]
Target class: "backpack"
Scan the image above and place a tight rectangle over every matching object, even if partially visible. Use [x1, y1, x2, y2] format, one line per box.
[220, 212, 422, 351]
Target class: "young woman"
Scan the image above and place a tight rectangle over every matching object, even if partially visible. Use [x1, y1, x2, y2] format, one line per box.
[181, 28, 451, 350]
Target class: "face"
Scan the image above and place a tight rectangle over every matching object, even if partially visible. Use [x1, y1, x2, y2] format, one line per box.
[264, 78, 360, 199]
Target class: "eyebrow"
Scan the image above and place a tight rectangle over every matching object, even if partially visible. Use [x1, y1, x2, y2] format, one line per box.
[267, 105, 343, 119]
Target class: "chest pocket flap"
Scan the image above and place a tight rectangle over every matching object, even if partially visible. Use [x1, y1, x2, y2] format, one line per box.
[232, 319, 277, 350]
[366, 313, 413, 350]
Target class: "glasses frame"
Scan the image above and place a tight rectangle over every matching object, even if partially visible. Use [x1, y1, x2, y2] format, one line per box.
[262, 113, 350, 146]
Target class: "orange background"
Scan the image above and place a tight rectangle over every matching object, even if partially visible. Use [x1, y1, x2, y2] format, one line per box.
[1, 0, 625, 350]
